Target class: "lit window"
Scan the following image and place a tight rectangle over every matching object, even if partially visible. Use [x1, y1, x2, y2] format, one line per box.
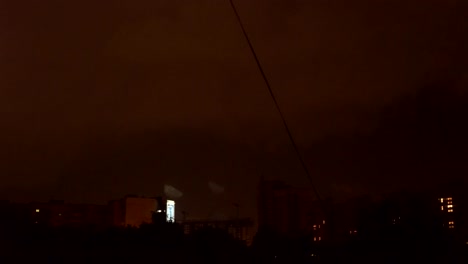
[449, 226, 454, 229]
[448, 201, 452, 205]
[318, 237, 321, 241]
[441, 206, 444, 210]
[448, 209, 453, 213]
[447, 205, 453, 208]
[313, 225, 317, 230]
[314, 237, 317, 241]
[349, 230, 352, 234]
[323, 220, 326, 224]
[449, 221, 454, 225]
[318, 225, 321, 228]
[440, 198, 444, 203]
[447, 197, 452, 201]
[157, 210, 162, 213]
[354, 230, 357, 233]
[35, 209, 40, 213]
[58, 213, 62, 216]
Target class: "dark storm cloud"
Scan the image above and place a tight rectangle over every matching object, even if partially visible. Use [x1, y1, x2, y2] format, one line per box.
[0, 0, 467, 219]
[240, 0, 467, 133]
[306, 85, 468, 198]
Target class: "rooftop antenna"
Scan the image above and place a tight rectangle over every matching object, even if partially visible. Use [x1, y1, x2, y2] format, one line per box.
[228, 0, 323, 207]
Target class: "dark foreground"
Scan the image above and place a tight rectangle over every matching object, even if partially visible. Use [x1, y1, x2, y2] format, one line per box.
[0, 222, 467, 264]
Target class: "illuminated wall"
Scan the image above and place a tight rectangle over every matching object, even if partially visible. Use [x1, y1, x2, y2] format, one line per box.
[124, 197, 157, 227]
[166, 200, 175, 222]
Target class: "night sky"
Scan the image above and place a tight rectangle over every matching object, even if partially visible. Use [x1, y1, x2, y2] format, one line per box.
[1, 0, 467, 220]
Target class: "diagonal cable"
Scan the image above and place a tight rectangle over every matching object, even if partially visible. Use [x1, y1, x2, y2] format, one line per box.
[228, 0, 323, 205]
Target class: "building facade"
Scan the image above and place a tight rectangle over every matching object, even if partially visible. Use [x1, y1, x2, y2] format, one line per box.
[28, 200, 110, 228]
[109, 196, 161, 227]
[0, 195, 178, 229]
[258, 180, 325, 238]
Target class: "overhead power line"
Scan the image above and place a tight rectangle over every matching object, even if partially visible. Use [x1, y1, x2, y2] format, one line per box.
[228, 0, 323, 204]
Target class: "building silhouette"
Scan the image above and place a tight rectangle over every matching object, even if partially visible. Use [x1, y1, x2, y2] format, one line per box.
[258, 180, 325, 238]
[181, 218, 254, 245]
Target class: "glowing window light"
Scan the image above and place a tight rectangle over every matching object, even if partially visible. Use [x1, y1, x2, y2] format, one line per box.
[441, 206, 444, 210]
[314, 237, 317, 241]
[449, 221, 454, 224]
[318, 237, 321, 241]
[447, 205, 453, 208]
[449, 226, 454, 229]
[448, 209, 453, 213]
[440, 198, 444, 203]
[447, 197, 452, 201]
[323, 220, 326, 224]
[35, 209, 40, 213]
[448, 201, 452, 204]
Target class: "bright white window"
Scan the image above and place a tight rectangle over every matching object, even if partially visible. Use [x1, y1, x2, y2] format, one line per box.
[166, 200, 175, 222]
[35, 209, 40, 213]
[448, 205, 453, 208]
[448, 209, 453, 213]
[441, 206, 444, 210]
